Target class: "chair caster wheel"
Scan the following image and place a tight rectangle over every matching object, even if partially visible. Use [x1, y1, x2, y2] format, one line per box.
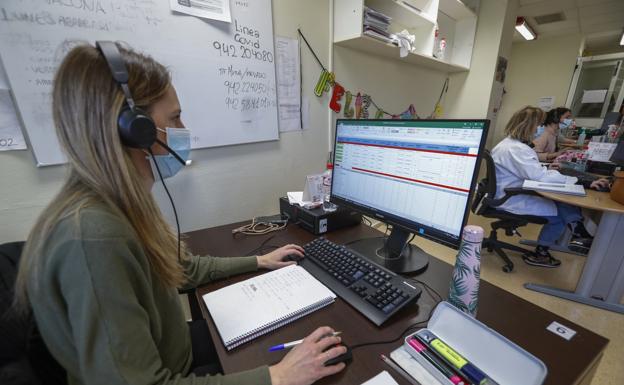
[502, 265, 513, 273]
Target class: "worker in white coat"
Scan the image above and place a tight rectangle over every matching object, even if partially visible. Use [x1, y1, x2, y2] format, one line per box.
[491, 106, 609, 268]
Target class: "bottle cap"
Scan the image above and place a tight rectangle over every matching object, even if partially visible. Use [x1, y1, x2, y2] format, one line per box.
[462, 225, 484, 243]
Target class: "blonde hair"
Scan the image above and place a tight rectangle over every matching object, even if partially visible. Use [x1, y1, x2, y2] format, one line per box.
[504, 106, 546, 144]
[15, 43, 187, 307]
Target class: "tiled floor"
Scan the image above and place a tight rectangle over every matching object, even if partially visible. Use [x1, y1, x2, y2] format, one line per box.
[410, 214, 623, 385]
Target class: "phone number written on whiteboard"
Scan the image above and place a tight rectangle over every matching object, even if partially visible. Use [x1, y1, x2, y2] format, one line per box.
[212, 19, 273, 63]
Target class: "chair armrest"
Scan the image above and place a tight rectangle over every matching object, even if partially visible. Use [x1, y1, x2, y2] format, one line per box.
[503, 187, 542, 197]
[485, 188, 541, 208]
[178, 288, 204, 321]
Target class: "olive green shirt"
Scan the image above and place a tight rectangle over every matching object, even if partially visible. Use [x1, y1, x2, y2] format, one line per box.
[28, 205, 272, 385]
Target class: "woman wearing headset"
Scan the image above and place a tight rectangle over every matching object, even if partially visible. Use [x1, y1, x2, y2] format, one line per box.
[14, 43, 346, 385]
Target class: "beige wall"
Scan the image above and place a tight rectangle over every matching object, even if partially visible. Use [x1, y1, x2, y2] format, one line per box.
[1, 0, 514, 243]
[492, 34, 583, 146]
[445, 0, 518, 149]
[332, 46, 448, 124]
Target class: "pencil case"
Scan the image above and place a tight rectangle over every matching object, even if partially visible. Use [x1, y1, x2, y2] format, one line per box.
[403, 301, 547, 385]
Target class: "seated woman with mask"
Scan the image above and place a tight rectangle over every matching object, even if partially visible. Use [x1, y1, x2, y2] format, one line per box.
[15, 42, 347, 385]
[555, 107, 584, 148]
[492, 106, 609, 268]
[533, 108, 564, 162]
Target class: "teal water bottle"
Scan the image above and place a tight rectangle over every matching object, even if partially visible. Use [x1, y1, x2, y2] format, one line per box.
[577, 128, 586, 146]
[449, 225, 484, 317]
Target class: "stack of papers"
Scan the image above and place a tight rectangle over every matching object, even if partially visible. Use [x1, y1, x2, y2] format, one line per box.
[364, 7, 397, 45]
[522, 180, 586, 196]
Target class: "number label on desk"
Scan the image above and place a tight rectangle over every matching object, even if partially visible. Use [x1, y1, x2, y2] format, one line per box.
[547, 321, 577, 341]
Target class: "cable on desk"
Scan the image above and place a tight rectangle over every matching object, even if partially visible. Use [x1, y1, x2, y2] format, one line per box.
[349, 319, 430, 352]
[349, 280, 443, 352]
[244, 234, 280, 256]
[344, 236, 386, 246]
[343, 231, 414, 248]
[232, 218, 288, 236]
[407, 278, 443, 304]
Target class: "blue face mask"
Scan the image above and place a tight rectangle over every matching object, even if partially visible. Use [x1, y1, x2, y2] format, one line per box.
[147, 127, 191, 180]
[559, 118, 573, 129]
[534, 125, 545, 138]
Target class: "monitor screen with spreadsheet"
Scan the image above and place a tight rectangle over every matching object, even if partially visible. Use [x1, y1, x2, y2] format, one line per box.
[331, 119, 489, 252]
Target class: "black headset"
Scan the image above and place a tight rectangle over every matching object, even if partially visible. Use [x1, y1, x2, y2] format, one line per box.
[95, 41, 185, 165]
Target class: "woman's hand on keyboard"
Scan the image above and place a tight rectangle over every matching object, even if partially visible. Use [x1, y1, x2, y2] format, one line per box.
[257, 244, 305, 270]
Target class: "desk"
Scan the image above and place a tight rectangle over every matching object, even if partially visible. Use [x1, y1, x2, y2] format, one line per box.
[525, 190, 624, 314]
[186, 222, 608, 385]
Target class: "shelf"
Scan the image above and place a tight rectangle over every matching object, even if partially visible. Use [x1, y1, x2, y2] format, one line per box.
[438, 0, 476, 20]
[333, 0, 475, 72]
[335, 35, 469, 73]
[366, 0, 435, 28]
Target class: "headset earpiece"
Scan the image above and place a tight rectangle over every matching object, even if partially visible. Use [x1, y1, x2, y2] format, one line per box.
[96, 41, 157, 149]
[118, 106, 157, 149]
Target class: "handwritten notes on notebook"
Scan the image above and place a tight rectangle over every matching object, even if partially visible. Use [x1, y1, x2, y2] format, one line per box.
[203, 265, 336, 350]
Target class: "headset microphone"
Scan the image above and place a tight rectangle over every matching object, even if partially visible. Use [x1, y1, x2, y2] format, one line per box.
[155, 138, 188, 166]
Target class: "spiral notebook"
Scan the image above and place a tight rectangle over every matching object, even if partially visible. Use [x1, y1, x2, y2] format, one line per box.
[202, 265, 336, 350]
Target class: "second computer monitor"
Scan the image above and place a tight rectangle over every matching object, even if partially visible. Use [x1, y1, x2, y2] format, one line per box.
[331, 119, 489, 273]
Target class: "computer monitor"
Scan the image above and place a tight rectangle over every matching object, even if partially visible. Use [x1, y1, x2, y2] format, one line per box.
[610, 140, 624, 166]
[330, 119, 489, 274]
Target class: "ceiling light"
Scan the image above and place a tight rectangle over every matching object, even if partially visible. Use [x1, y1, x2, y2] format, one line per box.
[515, 17, 537, 41]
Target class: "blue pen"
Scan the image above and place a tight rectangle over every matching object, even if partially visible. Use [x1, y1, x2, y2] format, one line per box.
[269, 332, 342, 352]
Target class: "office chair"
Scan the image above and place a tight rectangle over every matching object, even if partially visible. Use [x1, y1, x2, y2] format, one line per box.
[471, 150, 547, 272]
[0, 241, 67, 385]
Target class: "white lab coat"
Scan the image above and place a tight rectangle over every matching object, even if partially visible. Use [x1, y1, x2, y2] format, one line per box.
[490, 137, 577, 217]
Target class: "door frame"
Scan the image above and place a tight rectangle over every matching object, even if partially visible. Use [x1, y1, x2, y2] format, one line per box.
[565, 52, 624, 128]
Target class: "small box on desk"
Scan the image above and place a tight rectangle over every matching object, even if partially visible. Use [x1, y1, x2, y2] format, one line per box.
[279, 197, 362, 235]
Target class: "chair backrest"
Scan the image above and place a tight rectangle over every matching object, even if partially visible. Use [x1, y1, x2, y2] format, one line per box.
[470, 149, 498, 215]
[0, 242, 67, 385]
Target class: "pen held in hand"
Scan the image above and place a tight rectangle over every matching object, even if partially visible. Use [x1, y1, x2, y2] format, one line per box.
[268, 331, 342, 352]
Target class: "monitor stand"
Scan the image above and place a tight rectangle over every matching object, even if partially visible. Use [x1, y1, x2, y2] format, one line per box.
[348, 226, 429, 274]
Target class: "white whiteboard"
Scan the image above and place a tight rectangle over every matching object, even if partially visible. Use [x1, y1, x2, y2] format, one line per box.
[0, 0, 278, 166]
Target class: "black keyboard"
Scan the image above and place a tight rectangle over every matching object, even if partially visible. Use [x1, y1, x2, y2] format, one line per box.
[299, 238, 422, 326]
[559, 167, 599, 182]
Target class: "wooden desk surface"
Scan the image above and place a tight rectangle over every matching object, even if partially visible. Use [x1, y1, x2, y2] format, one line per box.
[538, 189, 624, 214]
[186, 223, 608, 385]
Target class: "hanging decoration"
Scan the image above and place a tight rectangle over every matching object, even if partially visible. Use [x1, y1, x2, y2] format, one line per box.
[354, 93, 362, 119]
[433, 104, 444, 118]
[298, 28, 448, 120]
[393, 104, 418, 120]
[361, 94, 371, 119]
[343, 91, 355, 118]
[428, 77, 449, 119]
[314, 69, 333, 97]
[329, 82, 345, 113]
